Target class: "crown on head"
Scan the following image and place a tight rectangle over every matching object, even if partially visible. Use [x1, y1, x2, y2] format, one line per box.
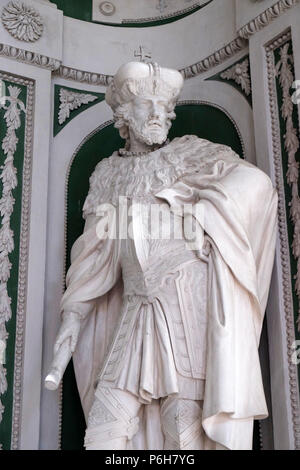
[106, 61, 184, 111]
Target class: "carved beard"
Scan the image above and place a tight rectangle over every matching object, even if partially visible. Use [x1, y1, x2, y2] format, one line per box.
[127, 115, 171, 146]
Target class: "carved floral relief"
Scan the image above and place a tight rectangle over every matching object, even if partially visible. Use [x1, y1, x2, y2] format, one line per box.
[1, 1, 43, 43]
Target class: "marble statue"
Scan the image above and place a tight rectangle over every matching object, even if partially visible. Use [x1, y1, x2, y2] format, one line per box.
[45, 61, 278, 450]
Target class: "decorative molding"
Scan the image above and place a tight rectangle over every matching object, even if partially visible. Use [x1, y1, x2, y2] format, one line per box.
[178, 100, 246, 158]
[54, 85, 105, 137]
[58, 88, 98, 125]
[238, 0, 300, 39]
[206, 55, 252, 105]
[54, 40, 248, 86]
[258, 420, 263, 450]
[265, 29, 300, 450]
[122, 1, 213, 24]
[220, 57, 251, 96]
[0, 84, 26, 435]
[0, 71, 34, 450]
[53, 65, 111, 87]
[11, 74, 33, 451]
[1, 1, 43, 43]
[275, 41, 300, 332]
[179, 37, 248, 79]
[0, 43, 61, 71]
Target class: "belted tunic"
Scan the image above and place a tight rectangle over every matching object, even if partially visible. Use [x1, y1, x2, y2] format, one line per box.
[97, 198, 208, 403]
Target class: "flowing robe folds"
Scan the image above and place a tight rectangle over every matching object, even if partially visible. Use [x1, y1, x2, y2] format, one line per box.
[60, 135, 278, 450]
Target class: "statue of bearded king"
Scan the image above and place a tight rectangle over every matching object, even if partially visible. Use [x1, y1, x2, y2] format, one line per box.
[45, 61, 278, 450]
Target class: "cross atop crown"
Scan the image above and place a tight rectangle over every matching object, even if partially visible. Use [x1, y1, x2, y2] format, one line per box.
[134, 45, 152, 63]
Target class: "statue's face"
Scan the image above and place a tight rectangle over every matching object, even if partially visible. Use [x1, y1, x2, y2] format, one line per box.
[127, 92, 174, 146]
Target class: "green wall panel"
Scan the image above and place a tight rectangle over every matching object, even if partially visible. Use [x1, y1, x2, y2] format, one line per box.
[170, 104, 243, 157]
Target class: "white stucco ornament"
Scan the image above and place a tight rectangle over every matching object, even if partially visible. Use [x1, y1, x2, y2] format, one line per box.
[0, 84, 26, 425]
[1, 1, 44, 42]
[58, 88, 98, 125]
[46, 61, 278, 450]
[275, 43, 300, 330]
[220, 58, 251, 96]
[99, 1, 116, 16]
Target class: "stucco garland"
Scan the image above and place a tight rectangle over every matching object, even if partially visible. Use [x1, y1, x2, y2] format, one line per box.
[0, 71, 34, 450]
[0, 81, 26, 441]
[265, 29, 300, 450]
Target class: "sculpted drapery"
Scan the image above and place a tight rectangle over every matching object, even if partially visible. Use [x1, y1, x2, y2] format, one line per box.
[46, 61, 277, 450]
[60, 134, 278, 450]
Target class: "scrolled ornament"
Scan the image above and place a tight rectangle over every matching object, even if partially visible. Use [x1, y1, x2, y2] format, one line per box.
[1, 1, 43, 43]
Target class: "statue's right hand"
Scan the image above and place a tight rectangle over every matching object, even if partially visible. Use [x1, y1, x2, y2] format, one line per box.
[54, 312, 81, 355]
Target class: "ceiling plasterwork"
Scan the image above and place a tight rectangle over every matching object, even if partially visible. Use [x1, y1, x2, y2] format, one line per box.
[92, 0, 213, 24]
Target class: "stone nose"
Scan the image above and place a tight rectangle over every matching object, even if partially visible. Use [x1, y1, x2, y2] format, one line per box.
[149, 102, 161, 119]
[149, 113, 160, 122]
